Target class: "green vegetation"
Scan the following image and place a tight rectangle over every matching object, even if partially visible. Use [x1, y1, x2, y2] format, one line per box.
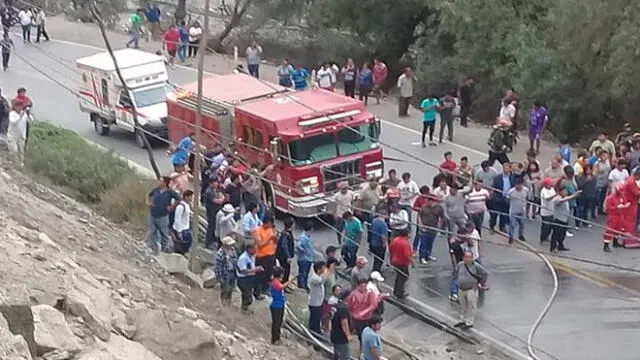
[26, 122, 154, 231]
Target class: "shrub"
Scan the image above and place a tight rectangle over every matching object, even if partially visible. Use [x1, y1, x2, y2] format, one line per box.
[25, 122, 154, 231]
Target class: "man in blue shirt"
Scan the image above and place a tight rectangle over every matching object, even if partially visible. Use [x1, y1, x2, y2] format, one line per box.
[242, 202, 262, 243]
[236, 244, 264, 312]
[368, 209, 389, 272]
[291, 65, 309, 91]
[144, 3, 161, 40]
[145, 176, 181, 253]
[362, 314, 384, 360]
[178, 21, 189, 62]
[342, 211, 363, 268]
[170, 133, 194, 170]
[420, 94, 440, 147]
[295, 221, 315, 290]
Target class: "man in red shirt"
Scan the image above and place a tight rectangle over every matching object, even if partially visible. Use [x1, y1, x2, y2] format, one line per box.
[163, 25, 180, 69]
[372, 59, 388, 104]
[389, 228, 413, 299]
[440, 151, 458, 174]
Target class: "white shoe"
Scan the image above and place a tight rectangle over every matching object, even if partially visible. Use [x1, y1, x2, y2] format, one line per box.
[566, 231, 575, 237]
[420, 258, 428, 265]
[449, 294, 459, 302]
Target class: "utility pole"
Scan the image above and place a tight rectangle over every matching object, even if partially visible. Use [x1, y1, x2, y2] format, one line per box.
[189, 0, 211, 270]
[90, 3, 161, 179]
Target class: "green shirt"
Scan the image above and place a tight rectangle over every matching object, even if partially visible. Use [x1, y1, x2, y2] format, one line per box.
[421, 98, 440, 122]
[344, 218, 363, 248]
[130, 14, 142, 31]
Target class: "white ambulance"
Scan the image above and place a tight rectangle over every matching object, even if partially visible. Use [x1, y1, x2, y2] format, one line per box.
[76, 48, 171, 147]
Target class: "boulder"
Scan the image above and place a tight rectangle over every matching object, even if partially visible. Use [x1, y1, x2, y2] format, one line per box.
[176, 307, 198, 320]
[110, 310, 136, 340]
[0, 313, 33, 360]
[127, 308, 218, 359]
[31, 304, 82, 356]
[202, 268, 217, 289]
[76, 334, 161, 360]
[62, 267, 113, 341]
[198, 248, 217, 266]
[0, 304, 36, 357]
[157, 253, 188, 274]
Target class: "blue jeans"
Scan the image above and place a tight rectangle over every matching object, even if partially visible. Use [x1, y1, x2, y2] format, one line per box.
[149, 215, 172, 251]
[297, 260, 312, 290]
[419, 230, 436, 260]
[450, 271, 458, 296]
[126, 30, 140, 48]
[576, 197, 596, 226]
[508, 212, 525, 239]
[178, 42, 188, 62]
[248, 64, 260, 78]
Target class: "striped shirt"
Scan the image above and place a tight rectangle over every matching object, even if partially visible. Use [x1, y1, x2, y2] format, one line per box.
[465, 189, 490, 214]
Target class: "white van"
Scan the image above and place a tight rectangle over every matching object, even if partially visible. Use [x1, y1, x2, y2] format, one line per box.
[76, 48, 171, 147]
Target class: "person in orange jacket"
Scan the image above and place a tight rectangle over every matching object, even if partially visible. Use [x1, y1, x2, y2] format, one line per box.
[603, 185, 631, 252]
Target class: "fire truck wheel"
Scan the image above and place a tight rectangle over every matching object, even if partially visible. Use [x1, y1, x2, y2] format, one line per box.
[135, 130, 148, 149]
[92, 115, 110, 136]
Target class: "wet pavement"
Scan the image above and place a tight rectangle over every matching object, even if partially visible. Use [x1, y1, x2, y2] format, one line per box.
[7, 18, 640, 360]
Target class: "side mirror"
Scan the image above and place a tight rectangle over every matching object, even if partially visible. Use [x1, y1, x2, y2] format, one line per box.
[270, 138, 280, 162]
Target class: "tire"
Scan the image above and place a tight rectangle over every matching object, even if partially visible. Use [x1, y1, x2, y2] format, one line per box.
[135, 129, 148, 149]
[92, 115, 110, 136]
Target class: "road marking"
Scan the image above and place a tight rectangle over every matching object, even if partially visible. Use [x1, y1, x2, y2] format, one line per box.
[553, 261, 640, 297]
[410, 141, 421, 146]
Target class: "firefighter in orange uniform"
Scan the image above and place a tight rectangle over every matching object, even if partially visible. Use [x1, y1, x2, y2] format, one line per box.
[618, 167, 640, 248]
[603, 185, 631, 252]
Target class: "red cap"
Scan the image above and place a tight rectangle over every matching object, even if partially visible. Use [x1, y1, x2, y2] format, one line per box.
[543, 178, 554, 187]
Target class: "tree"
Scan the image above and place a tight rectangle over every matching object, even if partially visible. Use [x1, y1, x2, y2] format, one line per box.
[207, 0, 254, 52]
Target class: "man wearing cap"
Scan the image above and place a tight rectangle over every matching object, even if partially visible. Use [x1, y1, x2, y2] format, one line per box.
[205, 177, 225, 249]
[333, 182, 354, 244]
[215, 236, 238, 304]
[350, 256, 369, 289]
[216, 203, 238, 248]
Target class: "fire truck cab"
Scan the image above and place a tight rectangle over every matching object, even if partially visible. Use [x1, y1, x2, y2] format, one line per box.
[167, 74, 383, 217]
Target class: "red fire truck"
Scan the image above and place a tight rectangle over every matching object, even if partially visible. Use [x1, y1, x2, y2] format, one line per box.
[167, 73, 383, 217]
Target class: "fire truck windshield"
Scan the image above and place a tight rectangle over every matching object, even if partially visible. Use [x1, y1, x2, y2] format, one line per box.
[288, 123, 380, 166]
[132, 83, 172, 108]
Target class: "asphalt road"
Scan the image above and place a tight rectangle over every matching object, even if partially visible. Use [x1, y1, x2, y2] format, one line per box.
[7, 33, 640, 360]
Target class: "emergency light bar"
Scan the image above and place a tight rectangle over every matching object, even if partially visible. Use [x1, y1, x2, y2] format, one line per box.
[298, 110, 362, 128]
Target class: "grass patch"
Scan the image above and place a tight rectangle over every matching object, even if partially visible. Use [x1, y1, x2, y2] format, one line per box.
[26, 121, 155, 231]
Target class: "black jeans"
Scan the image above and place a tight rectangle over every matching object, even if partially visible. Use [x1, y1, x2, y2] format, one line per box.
[460, 103, 470, 126]
[237, 276, 258, 310]
[489, 199, 510, 230]
[255, 255, 275, 294]
[36, 24, 49, 42]
[393, 265, 409, 297]
[188, 40, 199, 57]
[540, 215, 553, 242]
[270, 307, 284, 343]
[469, 212, 484, 236]
[369, 245, 386, 272]
[277, 256, 292, 283]
[399, 96, 411, 116]
[344, 81, 355, 98]
[359, 85, 372, 105]
[308, 305, 323, 337]
[1, 51, 9, 70]
[488, 150, 510, 166]
[439, 115, 454, 142]
[576, 197, 596, 226]
[550, 219, 568, 251]
[422, 121, 435, 143]
[205, 215, 217, 248]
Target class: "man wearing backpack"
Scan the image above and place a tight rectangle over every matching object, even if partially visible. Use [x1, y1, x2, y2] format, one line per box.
[452, 251, 488, 330]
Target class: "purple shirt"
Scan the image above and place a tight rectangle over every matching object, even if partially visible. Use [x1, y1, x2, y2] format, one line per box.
[529, 107, 548, 133]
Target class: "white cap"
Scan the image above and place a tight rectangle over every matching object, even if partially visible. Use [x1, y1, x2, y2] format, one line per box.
[370, 271, 384, 282]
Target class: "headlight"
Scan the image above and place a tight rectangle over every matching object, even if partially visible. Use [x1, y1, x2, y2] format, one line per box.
[296, 176, 319, 195]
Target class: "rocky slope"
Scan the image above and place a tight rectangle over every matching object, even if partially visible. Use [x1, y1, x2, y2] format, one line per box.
[0, 155, 323, 360]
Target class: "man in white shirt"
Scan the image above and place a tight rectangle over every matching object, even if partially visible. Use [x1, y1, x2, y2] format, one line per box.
[397, 67, 415, 117]
[389, 204, 409, 236]
[316, 62, 336, 91]
[18, 8, 33, 43]
[333, 181, 354, 243]
[465, 180, 490, 235]
[173, 190, 194, 255]
[397, 172, 419, 233]
[498, 98, 516, 126]
[539, 178, 557, 243]
[7, 101, 29, 167]
[608, 160, 629, 190]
